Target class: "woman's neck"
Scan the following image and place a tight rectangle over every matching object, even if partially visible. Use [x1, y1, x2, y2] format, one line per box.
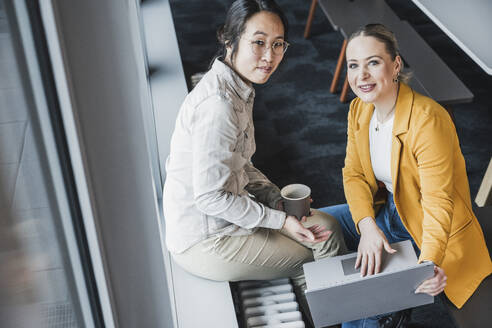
[223, 56, 251, 85]
[374, 83, 399, 123]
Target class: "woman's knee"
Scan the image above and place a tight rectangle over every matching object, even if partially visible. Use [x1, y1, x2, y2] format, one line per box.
[318, 204, 351, 222]
[308, 209, 348, 256]
[309, 208, 344, 233]
[309, 210, 346, 243]
[318, 204, 358, 239]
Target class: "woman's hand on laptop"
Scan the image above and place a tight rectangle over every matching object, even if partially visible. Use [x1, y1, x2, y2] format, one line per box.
[282, 215, 332, 244]
[415, 265, 447, 296]
[356, 217, 397, 276]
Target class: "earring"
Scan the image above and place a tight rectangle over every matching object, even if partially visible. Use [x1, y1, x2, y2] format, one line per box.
[393, 72, 400, 83]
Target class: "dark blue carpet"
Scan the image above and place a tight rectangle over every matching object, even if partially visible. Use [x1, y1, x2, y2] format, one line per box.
[169, 1, 492, 327]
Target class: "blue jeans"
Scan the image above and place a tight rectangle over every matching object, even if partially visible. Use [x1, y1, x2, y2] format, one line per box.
[319, 193, 419, 328]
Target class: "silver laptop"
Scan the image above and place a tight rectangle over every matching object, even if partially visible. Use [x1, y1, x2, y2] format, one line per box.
[303, 240, 434, 327]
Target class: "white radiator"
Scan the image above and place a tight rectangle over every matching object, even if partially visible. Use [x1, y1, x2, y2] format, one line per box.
[236, 278, 305, 328]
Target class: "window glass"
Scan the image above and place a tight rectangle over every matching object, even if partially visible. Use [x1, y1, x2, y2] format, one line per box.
[0, 3, 81, 327]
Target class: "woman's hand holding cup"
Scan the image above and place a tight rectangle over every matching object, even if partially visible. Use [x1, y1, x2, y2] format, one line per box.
[282, 215, 332, 244]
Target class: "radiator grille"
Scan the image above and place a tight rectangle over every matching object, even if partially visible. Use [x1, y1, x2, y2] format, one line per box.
[234, 278, 305, 328]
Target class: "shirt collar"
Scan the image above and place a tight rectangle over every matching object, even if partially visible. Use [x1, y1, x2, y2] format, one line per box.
[211, 58, 255, 102]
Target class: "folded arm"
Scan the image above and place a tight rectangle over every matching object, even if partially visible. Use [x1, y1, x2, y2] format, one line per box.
[191, 95, 285, 230]
[244, 163, 283, 209]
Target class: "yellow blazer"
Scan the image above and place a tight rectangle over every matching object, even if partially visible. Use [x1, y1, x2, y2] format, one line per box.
[343, 82, 492, 308]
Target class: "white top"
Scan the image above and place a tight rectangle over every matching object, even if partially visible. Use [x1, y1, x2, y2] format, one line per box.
[163, 59, 285, 254]
[369, 110, 394, 194]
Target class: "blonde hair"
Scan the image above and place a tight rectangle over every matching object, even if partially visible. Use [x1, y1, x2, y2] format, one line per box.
[348, 23, 412, 83]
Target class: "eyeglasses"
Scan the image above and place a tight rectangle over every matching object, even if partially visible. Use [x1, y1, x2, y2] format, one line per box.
[245, 38, 290, 56]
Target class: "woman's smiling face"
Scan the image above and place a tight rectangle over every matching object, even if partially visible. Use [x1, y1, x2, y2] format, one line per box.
[226, 11, 285, 84]
[346, 35, 401, 105]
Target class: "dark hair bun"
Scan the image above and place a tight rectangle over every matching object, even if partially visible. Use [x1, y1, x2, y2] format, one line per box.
[216, 25, 225, 44]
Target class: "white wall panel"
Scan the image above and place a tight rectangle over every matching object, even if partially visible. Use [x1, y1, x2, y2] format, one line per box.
[11, 159, 50, 210]
[0, 121, 26, 164]
[0, 88, 28, 123]
[0, 162, 18, 208]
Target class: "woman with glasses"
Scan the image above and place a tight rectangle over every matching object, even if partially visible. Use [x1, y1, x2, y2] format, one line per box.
[320, 24, 492, 328]
[163, 0, 346, 323]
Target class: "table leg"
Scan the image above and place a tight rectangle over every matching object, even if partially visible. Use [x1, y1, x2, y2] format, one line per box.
[331, 39, 347, 94]
[304, 0, 318, 39]
[340, 74, 349, 103]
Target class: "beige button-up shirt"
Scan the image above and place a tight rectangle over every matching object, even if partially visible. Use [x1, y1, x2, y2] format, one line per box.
[163, 59, 286, 254]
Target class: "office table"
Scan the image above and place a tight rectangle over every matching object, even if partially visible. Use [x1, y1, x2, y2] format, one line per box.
[412, 0, 492, 75]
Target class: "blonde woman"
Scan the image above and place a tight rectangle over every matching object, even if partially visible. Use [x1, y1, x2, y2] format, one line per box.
[320, 24, 492, 328]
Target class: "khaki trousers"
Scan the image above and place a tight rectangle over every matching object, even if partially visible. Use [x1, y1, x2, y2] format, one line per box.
[172, 209, 347, 325]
